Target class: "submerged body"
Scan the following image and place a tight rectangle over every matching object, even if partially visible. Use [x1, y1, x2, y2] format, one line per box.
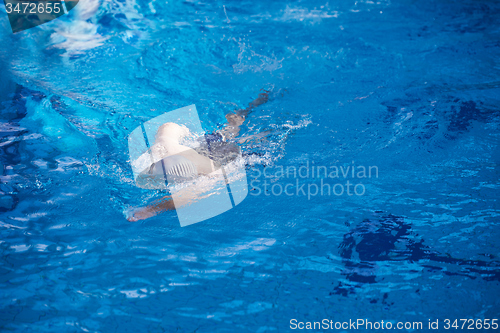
[128, 91, 269, 221]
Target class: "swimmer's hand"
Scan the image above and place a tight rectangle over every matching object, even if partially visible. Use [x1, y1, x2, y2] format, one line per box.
[248, 90, 270, 109]
[127, 207, 156, 222]
[126, 196, 175, 222]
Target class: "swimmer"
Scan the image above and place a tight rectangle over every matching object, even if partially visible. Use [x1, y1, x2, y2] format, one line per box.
[127, 90, 270, 221]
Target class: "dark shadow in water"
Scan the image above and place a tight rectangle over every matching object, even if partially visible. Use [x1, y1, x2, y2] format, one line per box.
[382, 96, 499, 142]
[0, 84, 46, 212]
[332, 212, 500, 297]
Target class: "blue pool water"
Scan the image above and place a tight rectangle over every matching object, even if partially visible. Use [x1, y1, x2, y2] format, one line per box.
[1, 0, 500, 331]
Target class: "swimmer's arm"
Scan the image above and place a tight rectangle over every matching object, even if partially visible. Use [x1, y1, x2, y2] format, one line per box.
[232, 91, 269, 120]
[127, 195, 175, 222]
[128, 180, 212, 222]
[221, 91, 269, 139]
[246, 91, 270, 110]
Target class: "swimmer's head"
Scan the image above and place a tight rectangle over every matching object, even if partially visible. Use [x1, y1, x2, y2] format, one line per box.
[155, 122, 190, 143]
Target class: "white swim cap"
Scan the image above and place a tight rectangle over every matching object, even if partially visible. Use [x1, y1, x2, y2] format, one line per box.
[161, 155, 197, 178]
